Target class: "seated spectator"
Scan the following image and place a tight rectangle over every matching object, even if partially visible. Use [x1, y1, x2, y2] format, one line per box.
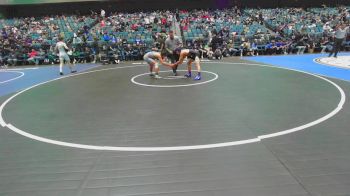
[109, 44, 120, 64]
[307, 39, 316, 54]
[27, 49, 39, 65]
[226, 40, 239, 56]
[99, 44, 109, 64]
[265, 41, 276, 55]
[83, 47, 93, 63]
[35, 48, 46, 65]
[46, 50, 58, 64]
[0, 51, 7, 67]
[204, 45, 214, 59]
[110, 35, 118, 44]
[251, 41, 259, 56]
[316, 37, 328, 53]
[103, 33, 110, 42]
[213, 48, 223, 59]
[295, 38, 307, 55]
[7, 50, 18, 66]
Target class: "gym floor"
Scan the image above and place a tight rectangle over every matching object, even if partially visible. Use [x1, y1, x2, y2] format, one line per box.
[0, 54, 350, 196]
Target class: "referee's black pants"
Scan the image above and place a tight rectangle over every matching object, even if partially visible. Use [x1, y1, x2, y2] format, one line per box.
[329, 38, 343, 58]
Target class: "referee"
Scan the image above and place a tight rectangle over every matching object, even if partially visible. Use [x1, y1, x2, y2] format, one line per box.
[329, 24, 349, 58]
[165, 30, 182, 74]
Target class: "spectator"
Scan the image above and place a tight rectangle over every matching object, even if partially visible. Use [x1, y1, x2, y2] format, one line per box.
[7, 50, 18, 66]
[0, 7, 348, 65]
[73, 34, 82, 45]
[329, 24, 349, 58]
[296, 38, 307, 55]
[101, 9, 106, 18]
[103, 33, 110, 42]
[27, 49, 38, 65]
[251, 41, 259, 56]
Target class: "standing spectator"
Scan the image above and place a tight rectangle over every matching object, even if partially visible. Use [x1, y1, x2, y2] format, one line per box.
[329, 24, 349, 58]
[176, 11, 180, 22]
[101, 9, 106, 18]
[72, 34, 82, 46]
[203, 26, 212, 45]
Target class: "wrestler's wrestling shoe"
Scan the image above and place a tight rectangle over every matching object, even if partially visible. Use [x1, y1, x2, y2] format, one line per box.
[194, 75, 201, 80]
[149, 73, 155, 77]
[172, 68, 178, 76]
[184, 73, 192, 78]
[154, 74, 161, 79]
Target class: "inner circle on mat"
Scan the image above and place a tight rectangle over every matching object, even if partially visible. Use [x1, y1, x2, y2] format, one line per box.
[131, 70, 219, 87]
[0, 71, 24, 84]
[314, 56, 350, 69]
[0, 63, 345, 151]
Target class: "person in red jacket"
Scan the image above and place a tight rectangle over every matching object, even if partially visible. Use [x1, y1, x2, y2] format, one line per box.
[161, 18, 167, 25]
[27, 49, 39, 65]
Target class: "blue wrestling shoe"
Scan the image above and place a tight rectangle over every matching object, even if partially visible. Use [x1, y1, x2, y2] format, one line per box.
[194, 74, 201, 80]
[184, 72, 192, 78]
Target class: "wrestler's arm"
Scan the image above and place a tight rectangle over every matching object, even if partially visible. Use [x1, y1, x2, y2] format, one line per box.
[157, 55, 173, 67]
[174, 52, 186, 66]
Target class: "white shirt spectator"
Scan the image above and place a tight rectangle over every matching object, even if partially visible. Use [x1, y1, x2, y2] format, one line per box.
[12, 27, 18, 34]
[323, 23, 332, 32]
[308, 24, 316, 28]
[144, 17, 150, 25]
[150, 16, 155, 23]
[73, 36, 82, 45]
[101, 9, 106, 18]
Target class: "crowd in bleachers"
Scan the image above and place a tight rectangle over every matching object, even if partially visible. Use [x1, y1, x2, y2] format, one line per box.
[182, 6, 349, 59]
[0, 6, 349, 66]
[0, 13, 97, 66]
[179, 7, 271, 59]
[0, 10, 176, 66]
